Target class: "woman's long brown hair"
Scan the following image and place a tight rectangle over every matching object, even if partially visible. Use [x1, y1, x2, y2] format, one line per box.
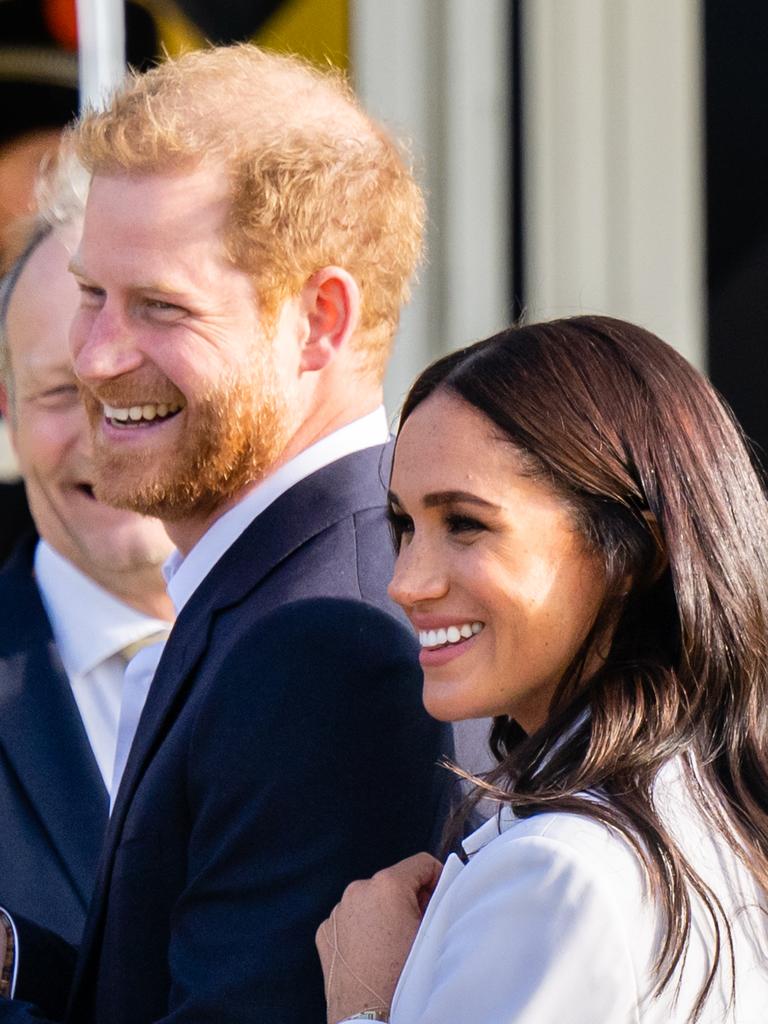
[398, 316, 768, 1020]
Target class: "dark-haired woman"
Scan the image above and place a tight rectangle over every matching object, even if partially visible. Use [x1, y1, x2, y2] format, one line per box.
[316, 316, 768, 1023]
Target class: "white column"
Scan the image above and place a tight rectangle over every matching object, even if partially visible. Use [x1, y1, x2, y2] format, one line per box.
[351, 0, 511, 415]
[76, 0, 126, 110]
[523, 0, 705, 368]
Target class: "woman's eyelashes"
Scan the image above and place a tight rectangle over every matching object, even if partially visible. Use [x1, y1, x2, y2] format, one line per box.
[386, 504, 487, 548]
[386, 506, 413, 548]
[445, 512, 486, 536]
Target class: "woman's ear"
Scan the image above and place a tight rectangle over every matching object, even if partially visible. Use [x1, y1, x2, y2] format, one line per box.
[298, 266, 361, 372]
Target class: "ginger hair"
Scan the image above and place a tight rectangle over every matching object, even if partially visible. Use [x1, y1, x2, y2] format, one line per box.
[70, 44, 426, 379]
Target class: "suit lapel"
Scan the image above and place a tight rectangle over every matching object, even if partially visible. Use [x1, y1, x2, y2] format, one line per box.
[0, 543, 108, 908]
[79, 444, 393, 974]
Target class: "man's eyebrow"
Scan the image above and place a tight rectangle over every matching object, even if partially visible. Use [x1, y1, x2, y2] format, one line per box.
[388, 489, 501, 511]
[64, 261, 190, 298]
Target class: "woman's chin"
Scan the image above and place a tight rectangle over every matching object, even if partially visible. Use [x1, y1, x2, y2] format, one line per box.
[422, 682, 489, 724]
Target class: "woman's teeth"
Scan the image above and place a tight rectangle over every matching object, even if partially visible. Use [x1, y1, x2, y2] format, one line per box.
[419, 622, 484, 649]
[104, 401, 183, 425]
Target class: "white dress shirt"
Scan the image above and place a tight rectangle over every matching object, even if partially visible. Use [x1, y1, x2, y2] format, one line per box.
[341, 760, 768, 1023]
[109, 407, 390, 806]
[164, 406, 390, 614]
[34, 540, 172, 789]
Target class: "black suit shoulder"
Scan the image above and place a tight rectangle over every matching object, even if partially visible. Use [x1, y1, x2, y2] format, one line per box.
[0, 538, 107, 948]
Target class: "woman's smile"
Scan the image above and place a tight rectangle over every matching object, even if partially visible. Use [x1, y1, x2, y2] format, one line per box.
[388, 390, 607, 730]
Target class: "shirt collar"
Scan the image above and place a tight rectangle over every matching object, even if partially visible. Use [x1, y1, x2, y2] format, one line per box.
[34, 540, 173, 678]
[460, 713, 592, 857]
[164, 406, 390, 614]
[461, 804, 517, 857]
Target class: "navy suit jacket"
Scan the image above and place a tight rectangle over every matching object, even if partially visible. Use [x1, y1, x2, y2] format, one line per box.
[0, 538, 108, 945]
[4, 444, 450, 1024]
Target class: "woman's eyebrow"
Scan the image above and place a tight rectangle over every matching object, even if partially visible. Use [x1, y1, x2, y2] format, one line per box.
[423, 490, 501, 510]
[389, 488, 501, 511]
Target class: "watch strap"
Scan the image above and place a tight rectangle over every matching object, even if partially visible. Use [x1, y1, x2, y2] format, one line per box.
[343, 1013, 389, 1022]
[0, 909, 16, 998]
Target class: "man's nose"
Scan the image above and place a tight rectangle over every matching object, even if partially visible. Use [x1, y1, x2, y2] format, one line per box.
[387, 538, 449, 610]
[70, 306, 144, 383]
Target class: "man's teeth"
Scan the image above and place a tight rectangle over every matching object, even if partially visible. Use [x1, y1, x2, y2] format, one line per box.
[419, 622, 484, 649]
[104, 402, 183, 424]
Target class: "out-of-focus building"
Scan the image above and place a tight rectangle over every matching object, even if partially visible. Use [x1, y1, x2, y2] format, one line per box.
[2, 0, 768, 475]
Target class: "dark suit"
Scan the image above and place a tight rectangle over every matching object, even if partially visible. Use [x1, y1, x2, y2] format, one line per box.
[4, 444, 449, 1023]
[0, 483, 35, 568]
[0, 538, 108, 946]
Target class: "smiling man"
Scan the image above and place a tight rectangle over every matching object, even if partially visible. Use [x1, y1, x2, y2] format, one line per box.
[0, 182, 174, 952]
[0, 45, 448, 1024]
[68, 164, 298, 538]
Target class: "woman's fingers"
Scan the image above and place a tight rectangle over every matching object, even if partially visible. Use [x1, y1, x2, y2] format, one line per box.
[315, 853, 444, 1021]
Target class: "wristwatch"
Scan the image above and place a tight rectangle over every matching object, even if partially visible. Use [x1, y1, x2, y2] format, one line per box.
[350, 1014, 389, 1022]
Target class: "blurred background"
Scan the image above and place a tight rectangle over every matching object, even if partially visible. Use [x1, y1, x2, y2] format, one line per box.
[0, 0, 764, 490]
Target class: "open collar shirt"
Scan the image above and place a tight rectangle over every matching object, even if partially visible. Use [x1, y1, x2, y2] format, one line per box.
[110, 407, 391, 807]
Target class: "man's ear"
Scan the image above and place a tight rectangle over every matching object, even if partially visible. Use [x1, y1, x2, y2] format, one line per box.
[298, 267, 360, 372]
[0, 382, 17, 452]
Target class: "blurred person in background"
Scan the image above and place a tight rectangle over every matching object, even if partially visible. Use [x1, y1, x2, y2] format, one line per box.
[0, 0, 161, 560]
[0, 159, 173, 953]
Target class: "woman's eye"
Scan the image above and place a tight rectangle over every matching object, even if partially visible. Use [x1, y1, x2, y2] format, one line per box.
[386, 508, 414, 548]
[446, 513, 485, 535]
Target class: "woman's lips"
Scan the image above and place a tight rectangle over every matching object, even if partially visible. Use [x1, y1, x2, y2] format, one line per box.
[419, 631, 481, 667]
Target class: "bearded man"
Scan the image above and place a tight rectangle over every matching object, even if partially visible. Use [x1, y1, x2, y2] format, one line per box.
[0, 45, 448, 1024]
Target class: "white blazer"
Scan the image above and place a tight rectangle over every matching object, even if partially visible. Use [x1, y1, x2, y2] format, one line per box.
[349, 762, 768, 1023]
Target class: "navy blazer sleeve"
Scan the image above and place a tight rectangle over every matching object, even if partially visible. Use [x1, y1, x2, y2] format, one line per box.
[0, 598, 446, 1023]
[166, 598, 444, 1022]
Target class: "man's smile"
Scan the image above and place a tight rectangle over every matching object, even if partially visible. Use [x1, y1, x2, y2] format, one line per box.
[102, 400, 185, 427]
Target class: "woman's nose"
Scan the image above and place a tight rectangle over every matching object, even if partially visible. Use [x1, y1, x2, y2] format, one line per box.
[388, 539, 449, 610]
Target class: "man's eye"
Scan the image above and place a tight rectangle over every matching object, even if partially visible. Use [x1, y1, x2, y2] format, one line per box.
[77, 283, 105, 305]
[35, 385, 80, 408]
[145, 300, 186, 320]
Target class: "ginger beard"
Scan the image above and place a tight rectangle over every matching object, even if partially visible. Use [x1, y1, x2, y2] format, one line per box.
[79, 352, 294, 522]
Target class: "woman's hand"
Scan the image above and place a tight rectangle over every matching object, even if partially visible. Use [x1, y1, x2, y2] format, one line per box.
[316, 852, 443, 1023]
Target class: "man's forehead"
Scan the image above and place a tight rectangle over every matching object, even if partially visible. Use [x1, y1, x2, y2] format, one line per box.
[86, 165, 230, 223]
[6, 234, 80, 369]
[77, 167, 233, 277]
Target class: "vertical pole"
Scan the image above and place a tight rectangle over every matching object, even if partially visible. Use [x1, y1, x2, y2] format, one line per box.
[76, 0, 126, 110]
